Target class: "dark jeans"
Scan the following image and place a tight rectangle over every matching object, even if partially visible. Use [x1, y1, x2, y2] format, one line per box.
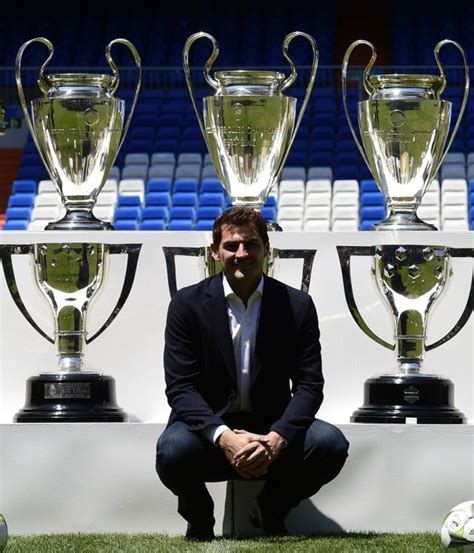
[156, 419, 349, 527]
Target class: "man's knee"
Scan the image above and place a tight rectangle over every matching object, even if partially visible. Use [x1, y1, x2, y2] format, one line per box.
[305, 419, 349, 466]
[156, 422, 204, 485]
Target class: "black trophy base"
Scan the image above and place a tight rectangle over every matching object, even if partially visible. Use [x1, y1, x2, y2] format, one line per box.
[15, 372, 128, 422]
[351, 374, 466, 424]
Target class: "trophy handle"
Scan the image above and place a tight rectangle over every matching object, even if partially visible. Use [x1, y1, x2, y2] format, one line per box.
[15, 37, 54, 172]
[337, 246, 395, 351]
[341, 40, 377, 169]
[426, 247, 474, 351]
[105, 39, 142, 153]
[0, 245, 54, 343]
[86, 244, 142, 343]
[183, 32, 220, 146]
[280, 32, 319, 148]
[432, 40, 470, 170]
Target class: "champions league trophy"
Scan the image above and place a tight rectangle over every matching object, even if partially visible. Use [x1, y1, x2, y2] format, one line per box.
[338, 40, 471, 423]
[342, 39, 469, 231]
[6, 37, 143, 422]
[16, 36, 141, 230]
[178, 31, 318, 279]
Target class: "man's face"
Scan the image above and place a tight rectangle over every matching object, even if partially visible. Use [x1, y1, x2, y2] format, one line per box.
[211, 223, 269, 286]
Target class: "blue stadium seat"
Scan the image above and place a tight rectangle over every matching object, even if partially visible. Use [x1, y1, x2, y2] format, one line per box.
[360, 206, 385, 220]
[12, 180, 37, 194]
[197, 206, 222, 220]
[114, 220, 139, 230]
[360, 192, 384, 206]
[359, 220, 379, 231]
[148, 164, 175, 179]
[145, 192, 172, 207]
[2, 220, 29, 230]
[174, 178, 199, 193]
[114, 207, 142, 221]
[146, 178, 172, 193]
[264, 196, 277, 207]
[177, 153, 202, 165]
[195, 220, 214, 230]
[360, 179, 379, 193]
[199, 193, 225, 207]
[169, 206, 196, 222]
[200, 179, 222, 194]
[140, 220, 166, 230]
[172, 192, 199, 207]
[168, 219, 194, 230]
[8, 194, 35, 208]
[5, 207, 32, 221]
[142, 206, 169, 222]
[262, 207, 277, 222]
[151, 153, 176, 165]
[117, 195, 142, 207]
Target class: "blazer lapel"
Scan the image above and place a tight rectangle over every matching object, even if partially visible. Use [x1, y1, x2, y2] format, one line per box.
[204, 275, 237, 385]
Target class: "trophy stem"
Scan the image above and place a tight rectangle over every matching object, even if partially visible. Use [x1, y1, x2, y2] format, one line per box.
[58, 354, 83, 372]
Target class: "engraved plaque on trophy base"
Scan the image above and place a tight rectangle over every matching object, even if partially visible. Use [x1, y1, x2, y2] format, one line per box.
[351, 374, 466, 423]
[15, 373, 127, 422]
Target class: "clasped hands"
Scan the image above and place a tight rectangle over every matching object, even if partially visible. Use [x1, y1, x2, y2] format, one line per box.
[217, 428, 286, 479]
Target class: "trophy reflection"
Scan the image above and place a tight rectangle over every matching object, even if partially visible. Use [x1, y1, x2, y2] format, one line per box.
[337, 245, 472, 423]
[16, 36, 141, 230]
[342, 39, 469, 230]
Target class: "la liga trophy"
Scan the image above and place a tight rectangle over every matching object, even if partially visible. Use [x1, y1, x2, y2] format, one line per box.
[9, 37, 142, 422]
[181, 31, 318, 277]
[339, 40, 471, 423]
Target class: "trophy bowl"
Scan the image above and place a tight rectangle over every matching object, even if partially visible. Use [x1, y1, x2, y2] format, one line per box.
[16, 37, 142, 230]
[342, 39, 469, 231]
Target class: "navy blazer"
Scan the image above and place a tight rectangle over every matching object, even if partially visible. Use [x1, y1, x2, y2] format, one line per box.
[163, 273, 324, 444]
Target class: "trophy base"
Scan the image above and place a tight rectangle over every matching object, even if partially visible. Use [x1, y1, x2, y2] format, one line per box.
[15, 372, 128, 422]
[46, 211, 114, 231]
[351, 374, 466, 423]
[371, 212, 437, 231]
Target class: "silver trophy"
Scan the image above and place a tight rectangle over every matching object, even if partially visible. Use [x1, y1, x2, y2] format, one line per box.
[183, 31, 318, 215]
[0, 242, 141, 422]
[16, 37, 141, 230]
[338, 245, 473, 423]
[342, 40, 469, 230]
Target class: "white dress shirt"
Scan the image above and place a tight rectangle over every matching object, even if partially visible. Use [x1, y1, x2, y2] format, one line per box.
[202, 275, 264, 444]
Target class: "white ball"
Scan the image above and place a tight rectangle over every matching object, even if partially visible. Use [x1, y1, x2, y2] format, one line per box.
[0, 514, 7, 551]
[441, 501, 474, 549]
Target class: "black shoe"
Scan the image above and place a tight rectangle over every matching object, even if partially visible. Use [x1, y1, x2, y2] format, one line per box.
[185, 522, 215, 541]
[248, 499, 289, 536]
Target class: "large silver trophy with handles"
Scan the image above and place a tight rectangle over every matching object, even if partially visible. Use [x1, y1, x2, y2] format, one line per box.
[16, 36, 142, 230]
[342, 39, 469, 231]
[338, 244, 473, 423]
[1, 242, 141, 422]
[183, 31, 317, 216]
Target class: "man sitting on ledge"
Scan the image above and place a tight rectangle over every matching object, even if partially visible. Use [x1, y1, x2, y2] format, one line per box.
[156, 207, 349, 540]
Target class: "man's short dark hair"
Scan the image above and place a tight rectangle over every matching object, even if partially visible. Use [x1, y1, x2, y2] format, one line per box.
[212, 207, 269, 247]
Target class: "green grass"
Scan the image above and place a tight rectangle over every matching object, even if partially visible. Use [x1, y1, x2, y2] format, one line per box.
[5, 532, 449, 552]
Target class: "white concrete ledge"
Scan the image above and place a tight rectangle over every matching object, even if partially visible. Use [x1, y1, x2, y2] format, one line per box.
[1, 422, 472, 536]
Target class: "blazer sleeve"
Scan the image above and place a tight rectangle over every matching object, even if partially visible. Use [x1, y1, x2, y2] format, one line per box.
[269, 294, 324, 443]
[163, 291, 226, 431]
